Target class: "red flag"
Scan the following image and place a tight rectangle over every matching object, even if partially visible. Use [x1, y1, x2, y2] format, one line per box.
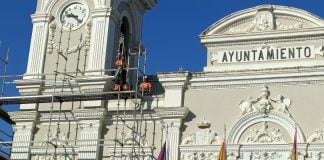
[217, 140, 226, 160]
[157, 142, 166, 160]
[291, 129, 297, 160]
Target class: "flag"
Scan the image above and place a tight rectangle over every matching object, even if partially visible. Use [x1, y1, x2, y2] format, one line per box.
[291, 129, 297, 160]
[157, 142, 166, 160]
[217, 140, 226, 160]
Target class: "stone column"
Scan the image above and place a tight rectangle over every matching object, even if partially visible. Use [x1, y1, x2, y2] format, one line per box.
[162, 119, 181, 160]
[25, 14, 52, 79]
[74, 109, 105, 159]
[9, 111, 37, 160]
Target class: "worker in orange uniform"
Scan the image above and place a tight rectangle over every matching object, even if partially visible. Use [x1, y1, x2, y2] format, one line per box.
[115, 49, 126, 67]
[139, 76, 152, 95]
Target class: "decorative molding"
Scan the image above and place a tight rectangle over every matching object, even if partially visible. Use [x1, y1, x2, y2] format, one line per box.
[237, 86, 292, 117]
[47, 20, 92, 55]
[40, 130, 70, 147]
[244, 122, 285, 144]
[181, 119, 223, 145]
[308, 122, 324, 143]
[158, 72, 190, 89]
[73, 108, 106, 120]
[155, 107, 189, 119]
[119, 130, 148, 146]
[252, 151, 283, 159]
[9, 111, 37, 122]
[227, 110, 305, 144]
[189, 67, 324, 89]
[107, 146, 152, 160]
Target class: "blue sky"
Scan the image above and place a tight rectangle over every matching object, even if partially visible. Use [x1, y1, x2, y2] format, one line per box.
[0, 1, 322, 105]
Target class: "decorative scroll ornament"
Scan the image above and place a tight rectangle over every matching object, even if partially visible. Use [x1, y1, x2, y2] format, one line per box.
[181, 119, 222, 145]
[40, 130, 69, 146]
[180, 152, 216, 160]
[307, 122, 324, 143]
[245, 122, 285, 143]
[239, 85, 292, 116]
[35, 154, 70, 160]
[47, 21, 92, 55]
[252, 152, 282, 159]
[119, 130, 148, 146]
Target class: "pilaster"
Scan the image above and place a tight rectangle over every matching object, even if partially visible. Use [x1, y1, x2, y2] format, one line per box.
[162, 119, 181, 160]
[158, 72, 190, 107]
[25, 13, 53, 79]
[86, 7, 120, 76]
[74, 108, 106, 159]
[156, 107, 188, 160]
[9, 111, 37, 160]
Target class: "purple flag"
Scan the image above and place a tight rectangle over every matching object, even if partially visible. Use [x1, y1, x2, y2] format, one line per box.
[157, 142, 166, 160]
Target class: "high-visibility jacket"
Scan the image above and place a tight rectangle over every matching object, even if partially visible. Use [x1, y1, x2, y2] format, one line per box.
[139, 81, 152, 89]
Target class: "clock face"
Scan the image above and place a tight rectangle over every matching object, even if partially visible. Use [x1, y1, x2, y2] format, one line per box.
[60, 3, 88, 30]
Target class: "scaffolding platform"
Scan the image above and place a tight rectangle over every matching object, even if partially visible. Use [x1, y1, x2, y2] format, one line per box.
[0, 90, 137, 105]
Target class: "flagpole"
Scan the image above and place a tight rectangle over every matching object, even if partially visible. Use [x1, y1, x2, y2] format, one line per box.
[224, 124, 227, 160]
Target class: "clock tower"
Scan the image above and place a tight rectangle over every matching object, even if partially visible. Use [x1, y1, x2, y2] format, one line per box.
[11, 0, 157, 159]
[17, 0, 157, 105]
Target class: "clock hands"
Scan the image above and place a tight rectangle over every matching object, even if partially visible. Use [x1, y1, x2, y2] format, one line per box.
[65, 13, 84, 24]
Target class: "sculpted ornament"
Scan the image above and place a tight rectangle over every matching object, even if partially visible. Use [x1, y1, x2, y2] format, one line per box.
[307, 122, 324, 143]
[238, 86, 292, 116]
[252, 152, 282, 160]
[181, 119, 222, 145]
[47, 21, 92, 55]
[255, 10, 275, 31]
[119, 130, 148, 146]
[180, 152, 216, 160]
[40, 130, 69, 147]
[245, 122, 285, 143]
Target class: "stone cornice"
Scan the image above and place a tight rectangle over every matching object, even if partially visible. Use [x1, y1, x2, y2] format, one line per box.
[73, 108, 106, 120]
[107, 109, 159, 121]
[155, 107, 189, 119]
[31, 13, 54, 23]
[158, 72, 191, 89]
[31, 147, 77, 155]
[200, 27, 324, 45]
[189, 66, 324, 89]
[91, 7, 121, 23]
[9, 111, 37, 122]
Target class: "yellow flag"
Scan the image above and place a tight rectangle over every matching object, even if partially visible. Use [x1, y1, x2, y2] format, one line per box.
[217, 140, 226, 160]
[291, 129, 297, 160]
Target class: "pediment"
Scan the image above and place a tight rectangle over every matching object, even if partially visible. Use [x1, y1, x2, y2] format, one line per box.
[201, 5, 324, 36]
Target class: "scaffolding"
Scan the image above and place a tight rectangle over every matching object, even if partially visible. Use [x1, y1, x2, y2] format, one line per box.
[0, 21, 156, 160]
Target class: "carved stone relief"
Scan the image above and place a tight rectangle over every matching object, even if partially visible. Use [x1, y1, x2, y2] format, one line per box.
[180, 152, 216, 160]
[40, 130, 70, 147]
[228, 8, 305, 34]
[255, 10, 275, 31]
[244, 122, 285, 144]
[181, 119, 222, 145]
[119, 130, 148, 146]
[252, 152, 282, 160]
[308, 122, 324, 143]
[47, 20, 92, 55]
[238, 85, 292, 117]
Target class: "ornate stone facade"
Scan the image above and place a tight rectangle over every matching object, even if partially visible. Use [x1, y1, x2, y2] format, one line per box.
[9, 2, 324, 160]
